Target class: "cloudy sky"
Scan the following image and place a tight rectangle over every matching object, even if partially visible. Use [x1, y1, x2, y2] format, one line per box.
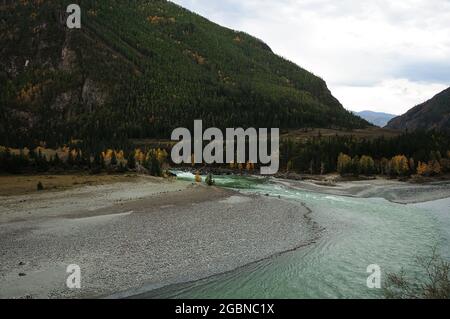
[171, 0, 450, 115]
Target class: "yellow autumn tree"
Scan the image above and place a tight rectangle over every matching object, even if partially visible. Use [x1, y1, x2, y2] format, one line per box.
[134, 149, 146, 164]
[359, 155, 375, 175]
[102, 149, 122, 166]
[337, 153, 352, 175]
[440, 157, 450, 173]
[17, 83, 40, 104]
[390, 155, 409, 176]
[71, 148, 80, 161]
[102, 149, 113, 161]
[195, 171, 202, 183]
[429, 160, 441, 176]
[156, 148, 168, 164]
[116, 150, 124, 161]
[417, 161, 429, 176]
[58, 146, 70, 162]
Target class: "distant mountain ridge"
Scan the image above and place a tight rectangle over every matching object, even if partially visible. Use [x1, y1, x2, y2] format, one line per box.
[386, 87, 450, 131]
[355, 111, 396, 127]
[0, 0, 368, 147]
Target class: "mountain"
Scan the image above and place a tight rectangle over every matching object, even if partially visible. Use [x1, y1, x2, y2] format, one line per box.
[0, 0, 368, 147]
[386, 88, 450, 131]
[356, 111, 396, 127]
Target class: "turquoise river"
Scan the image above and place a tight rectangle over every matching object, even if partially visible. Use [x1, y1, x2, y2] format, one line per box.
[142, 173, 450, 299]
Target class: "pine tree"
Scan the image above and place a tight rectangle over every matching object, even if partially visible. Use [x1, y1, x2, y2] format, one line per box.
[287, 160, 294, 172]
[150, 156, 162, 177]
[110, 152, 117, 167]
[205, 173, 215, 186]
[67, 150, 75, 167]
[409, 158, 415, 173]
[352, 155, 360, 175]
[127, 152, 136, 170]
[53, 153, 62, 167]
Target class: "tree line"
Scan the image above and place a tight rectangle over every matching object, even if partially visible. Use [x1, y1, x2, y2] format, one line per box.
[280, 130, 450, 177]
[0, 144, 169, 177]
[2, 130, 450, 178]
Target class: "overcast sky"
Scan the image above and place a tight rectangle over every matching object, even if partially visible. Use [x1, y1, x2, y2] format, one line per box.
[171, 0, 450, 115]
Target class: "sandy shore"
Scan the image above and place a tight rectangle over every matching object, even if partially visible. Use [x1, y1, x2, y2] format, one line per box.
[0, 176, 314, 299]
[0, 174, 147, 197]
[0, 175, 189, 224]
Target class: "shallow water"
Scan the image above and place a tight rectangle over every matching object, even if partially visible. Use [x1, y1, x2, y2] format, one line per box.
[143, 172, 449, 299]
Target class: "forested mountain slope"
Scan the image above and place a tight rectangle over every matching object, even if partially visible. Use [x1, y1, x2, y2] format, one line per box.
[0, 0, 368, 147]
[386, 88, 450, 132]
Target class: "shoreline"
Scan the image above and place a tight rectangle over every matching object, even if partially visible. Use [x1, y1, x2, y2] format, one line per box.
[171, 166, 450, 185]
[120, 201, 320, 299]
[1, 168, 449, 202]
[275, 177, 450, 204]
[0, 175, 191, 224]
[0, 177, 316, 299]
[0, 173, 153, 197]
[1, 173, 449, 299]
[172, 168, 450, 204]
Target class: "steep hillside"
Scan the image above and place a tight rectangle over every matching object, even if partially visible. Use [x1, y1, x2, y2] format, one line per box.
[0, 0, 368, 147]
[386, 88, 450, 131]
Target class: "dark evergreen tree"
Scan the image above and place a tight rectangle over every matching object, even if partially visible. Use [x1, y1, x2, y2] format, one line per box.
[127, 152, 136, 170]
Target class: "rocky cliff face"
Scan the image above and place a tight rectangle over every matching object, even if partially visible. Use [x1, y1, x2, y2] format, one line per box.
[386, 88, 450, 131]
